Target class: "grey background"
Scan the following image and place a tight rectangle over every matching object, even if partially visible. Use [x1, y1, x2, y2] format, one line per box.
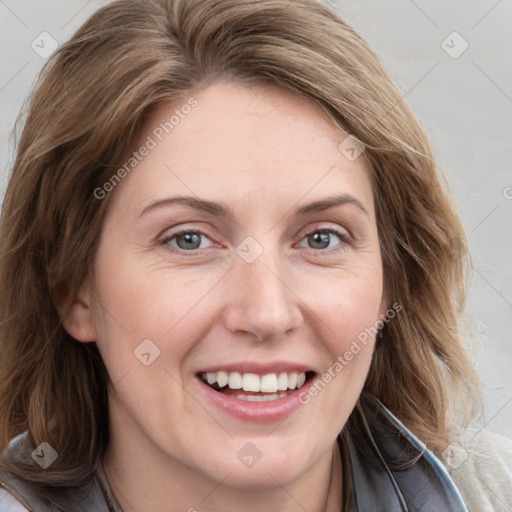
[1, 0, 511, 438]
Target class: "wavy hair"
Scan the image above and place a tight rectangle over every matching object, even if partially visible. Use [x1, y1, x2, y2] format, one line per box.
[0, 0, 480, 487]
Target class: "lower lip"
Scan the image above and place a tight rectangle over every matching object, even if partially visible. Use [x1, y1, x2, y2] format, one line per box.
[197, 378, 312, 423]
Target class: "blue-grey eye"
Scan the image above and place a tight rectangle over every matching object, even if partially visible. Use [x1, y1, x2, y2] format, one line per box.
[299, 229, 345, 250]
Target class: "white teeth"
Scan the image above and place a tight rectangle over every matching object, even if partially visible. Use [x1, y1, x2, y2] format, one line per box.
[228, 372, 242, 389]
[277, 372, 288, 391]
[217, 371, 228, 388]
[242, 373, 260, 392]
[287, 372, 298, 390]
[201, 371, 308, 393]
[260, 374, 278, 393]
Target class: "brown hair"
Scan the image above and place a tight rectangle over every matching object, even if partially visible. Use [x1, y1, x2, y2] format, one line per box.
[0, 0, 480, 487]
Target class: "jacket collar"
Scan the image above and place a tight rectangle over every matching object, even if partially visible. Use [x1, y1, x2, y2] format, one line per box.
[341, 393, 468, 511]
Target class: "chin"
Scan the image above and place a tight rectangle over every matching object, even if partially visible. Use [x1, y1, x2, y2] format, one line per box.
[216, 459, 307, 491]
[192, 440, 316, 490]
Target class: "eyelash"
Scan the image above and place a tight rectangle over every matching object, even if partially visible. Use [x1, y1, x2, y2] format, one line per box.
[159, 226, 351, 257]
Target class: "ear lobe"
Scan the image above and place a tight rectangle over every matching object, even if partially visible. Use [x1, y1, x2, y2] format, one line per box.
[378, 288, 389, 314]
[58, 282, 97, 343]
[379, 299, 389, 319]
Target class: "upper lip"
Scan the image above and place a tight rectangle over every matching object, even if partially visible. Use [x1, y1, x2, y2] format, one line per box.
[196, 361, 316, 376]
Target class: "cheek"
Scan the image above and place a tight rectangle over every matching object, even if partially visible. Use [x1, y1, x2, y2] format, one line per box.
[93, 235, 177, 336]
[302, 262, 383, 353]
[296, 266, 383, 418]
[295, 269, 382, 424]
[90, 252, 222, 376]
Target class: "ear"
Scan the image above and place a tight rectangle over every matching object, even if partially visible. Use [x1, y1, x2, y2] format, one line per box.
[58, 280, 97, 342]
[377, 291, 390, 324]
[378, 297, 389, 318]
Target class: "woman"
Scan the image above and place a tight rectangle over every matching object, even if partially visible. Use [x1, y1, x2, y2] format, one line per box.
[0, 0, 511, 510]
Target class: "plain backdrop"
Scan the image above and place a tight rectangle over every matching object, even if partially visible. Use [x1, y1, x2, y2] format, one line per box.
[0, 0, 511, 438]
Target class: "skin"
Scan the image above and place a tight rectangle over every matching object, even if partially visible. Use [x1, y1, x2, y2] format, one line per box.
[64, 79, 387, 512]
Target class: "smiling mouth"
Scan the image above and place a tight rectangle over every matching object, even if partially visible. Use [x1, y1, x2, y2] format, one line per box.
[198, 370, 314, 402]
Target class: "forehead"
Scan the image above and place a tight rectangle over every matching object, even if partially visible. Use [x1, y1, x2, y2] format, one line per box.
[106, 79, 375, 221]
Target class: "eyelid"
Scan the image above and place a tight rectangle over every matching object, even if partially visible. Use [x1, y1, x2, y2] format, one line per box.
[296, 223, 350, 240]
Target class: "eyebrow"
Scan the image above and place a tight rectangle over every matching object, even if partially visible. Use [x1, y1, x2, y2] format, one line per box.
[295, 194, 368, 217]
[138, 193, 368, 219]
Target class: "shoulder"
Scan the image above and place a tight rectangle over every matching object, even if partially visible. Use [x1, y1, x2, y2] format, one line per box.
[442, 429, 512, 511]
[0, 431, 111, 511]
[0, 485, 31, 511]
[0, 433, 36, 511]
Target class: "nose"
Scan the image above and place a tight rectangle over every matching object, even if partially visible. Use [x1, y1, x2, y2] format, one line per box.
[222, 247, 302, 342]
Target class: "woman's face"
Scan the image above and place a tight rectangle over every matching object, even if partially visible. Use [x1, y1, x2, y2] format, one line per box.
[74, 80, 386, 490]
